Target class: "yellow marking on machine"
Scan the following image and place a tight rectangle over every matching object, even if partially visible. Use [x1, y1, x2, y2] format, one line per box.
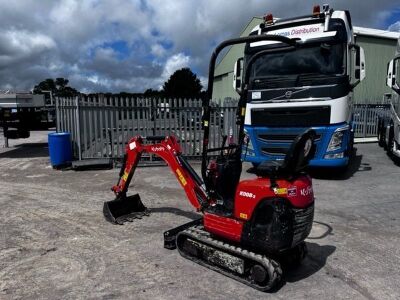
[239, 213, 248, 220]
[274, 188, 287, 195]
[176, 169, 187, 186]
[122, 171, 129, 181]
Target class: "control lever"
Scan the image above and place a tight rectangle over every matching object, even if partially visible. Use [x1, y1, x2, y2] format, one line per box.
[220, 135, 228, 157]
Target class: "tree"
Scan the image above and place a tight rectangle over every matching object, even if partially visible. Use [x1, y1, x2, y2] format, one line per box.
[33, 78, 79, 97]
[144, 88, 163, 98]
[32, 78, 56, 94]
[162, 68, 202, 99]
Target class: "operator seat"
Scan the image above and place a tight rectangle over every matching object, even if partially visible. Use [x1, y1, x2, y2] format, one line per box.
[248, 129, 316, 178]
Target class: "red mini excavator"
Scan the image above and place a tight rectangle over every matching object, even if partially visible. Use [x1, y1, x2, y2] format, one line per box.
[104, 34, 316, 291]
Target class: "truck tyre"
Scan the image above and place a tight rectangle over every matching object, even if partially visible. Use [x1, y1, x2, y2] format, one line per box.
[377, 121, 385, 147]
[348, 131, 354, 156]
[387, 126, 394, 155]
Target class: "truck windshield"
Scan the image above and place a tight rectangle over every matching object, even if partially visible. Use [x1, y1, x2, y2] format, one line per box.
[249, 42, 345, 79]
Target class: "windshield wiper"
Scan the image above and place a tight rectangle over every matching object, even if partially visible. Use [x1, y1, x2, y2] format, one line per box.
[297, 73, 322, 79]
[253, 76, 293, 83]
[295, 73, 324, 86]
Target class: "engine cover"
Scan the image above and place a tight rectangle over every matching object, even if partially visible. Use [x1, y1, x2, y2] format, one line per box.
[235, 174, 314, 253]
[241, 199, 314, 253]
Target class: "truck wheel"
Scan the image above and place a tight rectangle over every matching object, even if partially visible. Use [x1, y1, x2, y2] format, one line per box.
[378, 132, 385, 147]
[377, 121, 385, 147]
[348, 131, 354, 156]
[387, 127, 394, 155]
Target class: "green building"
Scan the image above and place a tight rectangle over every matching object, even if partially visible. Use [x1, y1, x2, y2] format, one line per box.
[213, 17, 400, 104]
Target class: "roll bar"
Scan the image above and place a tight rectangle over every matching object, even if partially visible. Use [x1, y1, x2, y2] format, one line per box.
[201, 34, 297, 180]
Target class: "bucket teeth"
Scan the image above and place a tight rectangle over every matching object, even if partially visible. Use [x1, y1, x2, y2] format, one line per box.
[114, 210, 151, 224]
[103, 194, 150, 224]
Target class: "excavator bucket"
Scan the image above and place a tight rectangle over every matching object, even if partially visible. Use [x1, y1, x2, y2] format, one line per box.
[103, 194, 150, 224]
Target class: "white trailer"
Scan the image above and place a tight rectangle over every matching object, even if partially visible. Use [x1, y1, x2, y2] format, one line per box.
[0, 91, 46, 146]
[378, 38, 400, 159]
[0, 92, 44, 108]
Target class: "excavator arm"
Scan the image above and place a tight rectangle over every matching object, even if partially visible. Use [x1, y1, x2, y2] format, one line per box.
[111, 135, 209, 211]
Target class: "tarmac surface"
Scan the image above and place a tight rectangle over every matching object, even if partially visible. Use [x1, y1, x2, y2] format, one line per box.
[0, 131, 399, 299]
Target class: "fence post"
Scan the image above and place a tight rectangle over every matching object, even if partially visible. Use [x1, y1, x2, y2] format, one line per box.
[75, 95, 82, 160]
[152, 98, 156, 137]
[56, 96, 60, 133]
[3, 127, 9, 148]
[363, 105, 368, 138]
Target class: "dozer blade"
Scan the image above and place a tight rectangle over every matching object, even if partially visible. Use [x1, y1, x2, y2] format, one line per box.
[103, 194, 150, 225]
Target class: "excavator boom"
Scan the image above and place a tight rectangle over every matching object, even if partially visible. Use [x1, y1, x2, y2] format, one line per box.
[104, 135, 209, 224]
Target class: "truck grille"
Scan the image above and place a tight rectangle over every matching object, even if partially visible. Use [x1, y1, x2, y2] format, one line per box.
[251, 106, 331, 127]
[292, 204, 314, 246]
[258, 133, 322, 143]
[261, 147, 288, 156]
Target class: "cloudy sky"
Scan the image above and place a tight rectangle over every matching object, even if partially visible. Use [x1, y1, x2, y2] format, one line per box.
[0, 0, 399, 93]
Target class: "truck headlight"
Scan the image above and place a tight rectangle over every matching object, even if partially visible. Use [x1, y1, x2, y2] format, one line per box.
[243, 129, 254, 150]
[242, 129, 255, 156]
[324, 152, 344, 159]
[327, 126, 349, 152]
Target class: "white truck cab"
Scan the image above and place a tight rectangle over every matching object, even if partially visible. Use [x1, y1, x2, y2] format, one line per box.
[378, 38, 400, 158]
[233, 5, 365, 168]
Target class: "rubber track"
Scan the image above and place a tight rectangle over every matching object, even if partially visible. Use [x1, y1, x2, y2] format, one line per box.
[177, 225, 282, 292]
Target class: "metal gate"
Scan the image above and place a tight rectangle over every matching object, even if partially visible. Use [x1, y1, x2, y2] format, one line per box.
[352, 104, 390, 137]
[56, 95, 238, 160]
[57, 96, 390, 161]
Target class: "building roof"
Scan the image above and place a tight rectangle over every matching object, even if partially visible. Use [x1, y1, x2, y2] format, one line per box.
[354, 26, 400, 40]
[214, 17, 262, 77]
[215, 16, 400, 77]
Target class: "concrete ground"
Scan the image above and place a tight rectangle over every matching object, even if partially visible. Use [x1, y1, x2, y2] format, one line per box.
[0, 131, 399, 300]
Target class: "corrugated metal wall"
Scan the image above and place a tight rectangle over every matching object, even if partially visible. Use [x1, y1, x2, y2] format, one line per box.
[213, 18, 260, 101]
[353, 36, 397, 103]
[213, 72, 237, 101]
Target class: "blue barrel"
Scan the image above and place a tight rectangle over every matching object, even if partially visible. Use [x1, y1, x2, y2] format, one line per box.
[48, 132, 72, 167]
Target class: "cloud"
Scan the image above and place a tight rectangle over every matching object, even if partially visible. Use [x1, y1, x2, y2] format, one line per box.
[0, 29, 55, 67]
[162, 53, 190, 80]
[388, 21, 400, 32]
[151, 44, 167, 57]
[0, 0, 398, 93]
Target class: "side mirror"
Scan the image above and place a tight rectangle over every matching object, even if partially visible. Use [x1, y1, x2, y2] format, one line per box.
[350, 44, 366, 89]
[233, 58, 243, 94]
[358, 46, 366, 81]
[354, 45, 365, 81]
[387, 58, 400, 94]
[386, 59, 394, 88]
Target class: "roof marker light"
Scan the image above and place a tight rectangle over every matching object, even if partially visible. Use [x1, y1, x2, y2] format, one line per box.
[264, 13, 274, 25]
[313, 5, 320, 16]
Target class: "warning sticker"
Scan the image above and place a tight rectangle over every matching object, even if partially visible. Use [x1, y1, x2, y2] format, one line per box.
[274, 188, 287, 195]
[288, 187, 297, 197]
[239, 213, 248, 220]
[176, 169, 187, 186]
[252, 91, 261, 99]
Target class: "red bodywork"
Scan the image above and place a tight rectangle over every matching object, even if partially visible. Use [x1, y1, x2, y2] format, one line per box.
[203, 212, 244, 242]
[113, 135, 314, 244]
[112, 136, 208, 210]
[203, 176, 314, 242]
[234, 176, 314, 219]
